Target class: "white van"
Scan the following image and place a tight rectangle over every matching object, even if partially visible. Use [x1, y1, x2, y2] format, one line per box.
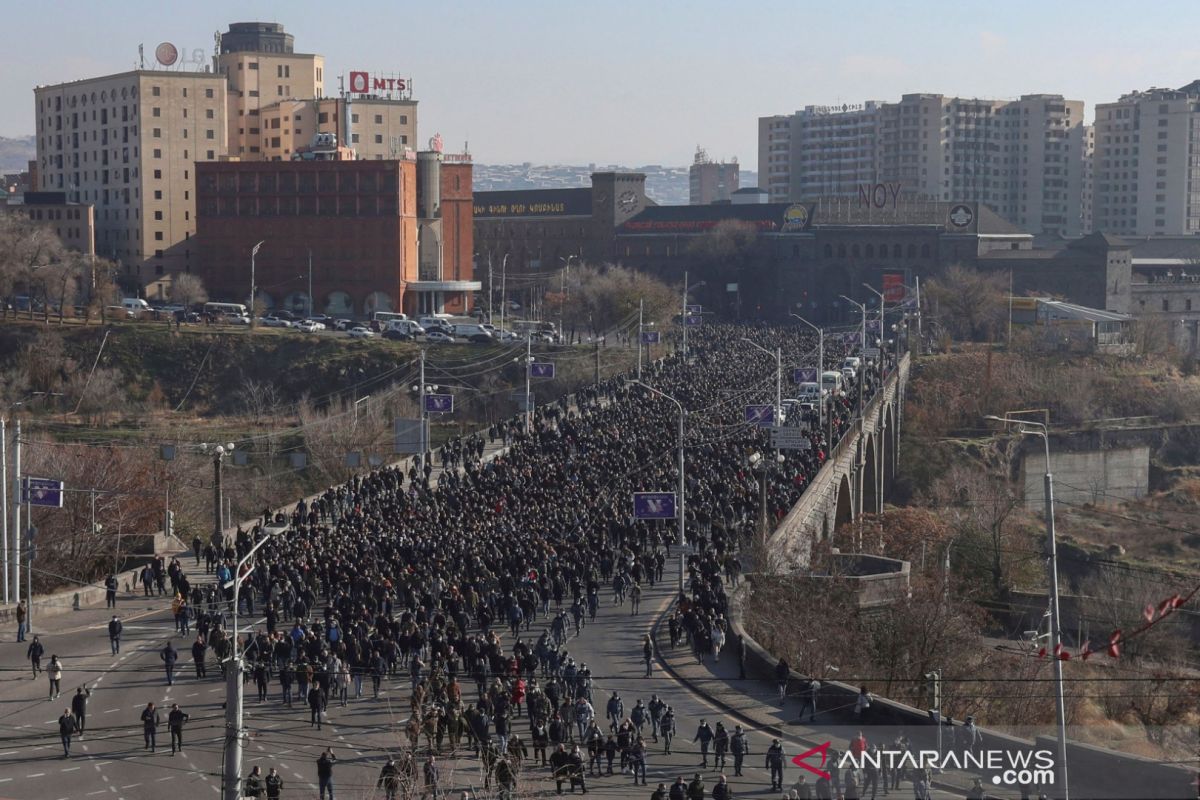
[797, 381, 821, 400]
[386, 319, 425, 336]
[821, 370, 844, 396]
[452, 323, 492, 339]
[122, 298, 151, 316]
[418, 313, 453, 330]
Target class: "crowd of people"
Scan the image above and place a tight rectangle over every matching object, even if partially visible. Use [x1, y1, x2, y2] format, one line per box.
[45, 323, 896, 797]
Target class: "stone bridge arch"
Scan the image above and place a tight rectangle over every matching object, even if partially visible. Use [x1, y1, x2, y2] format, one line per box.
[833, 472, 854, 533]
[862, 432, 879, 515]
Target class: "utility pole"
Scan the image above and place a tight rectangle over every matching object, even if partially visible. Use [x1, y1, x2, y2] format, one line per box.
[525, 331, 533, 432]
[637, 299, 643, 380]
[249, 241, 264, 328]
[500, 254, 509, 333]
[419, 349, 427, 455]
[915, 275, 923, 344]
[11, 419, 20, 612]
[487, 252, 494, 326]
[307, 248, 313, 320]
[594, 337, 600, 384]
[1, 416, 7, 605]
[681, 271, 689, 357]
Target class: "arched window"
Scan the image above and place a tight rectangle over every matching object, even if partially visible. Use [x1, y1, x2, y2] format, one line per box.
[851, 244, 860, 258]
[921, 243, 931, 258]
[837, 243, 847, 258]
[892, 243, 902, 258]
[907, 244, 917, 258]
[865, 244, 875, 258]
[823, 243, 833, 258]
[879, 245, 887, 259]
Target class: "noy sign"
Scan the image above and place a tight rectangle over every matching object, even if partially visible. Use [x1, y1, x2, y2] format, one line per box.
[348, 71, 410, 95]
[858, 182, 903, 209]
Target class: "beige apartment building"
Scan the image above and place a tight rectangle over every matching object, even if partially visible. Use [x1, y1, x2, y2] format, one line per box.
[214, 22, 324, 159]
[689, 147, 739, 204]
[258, 96, 417, 161]
[1093, 82, 1200, 236]
[758, 93, 1087, 236]
[33, 70, 227, 289]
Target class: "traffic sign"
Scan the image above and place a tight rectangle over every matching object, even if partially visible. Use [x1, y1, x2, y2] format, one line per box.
[423, 394, 454, 414]
[685, 315, 703, 327]
[770, 427, 812, 451]
[686, 304, 702, 314]
[530, 362, 555, 379]
[511, 391, 535, 411]
[21, 477, 63, 508]
[744, 404, 775, 427]
[863, 347, 880, 359]
[640, 331, 661, 345]
[793, 367, 818, 384]
[633, 492, 677, 520]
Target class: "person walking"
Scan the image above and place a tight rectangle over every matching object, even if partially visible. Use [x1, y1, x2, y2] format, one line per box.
[643, 634, 654, 677]
[630, 736, 648, 785]
[660, 706, 676, 754]
[108, 615, 123, 654]
[264, 767, 284, 799]
[316, 748, 337, 800]
[70, 687, 90, 734]
[27, 634, 44, 677]
[775, 658, 790, 702]
[692, 719, 714, 768]
[766, 737, 786, 791]
[730, 725, 748, 777]
[686, 772, 706, 800]
[377, 758, 401, 800]
[423, 753, 441, 799]
[141, 701, 160, 752]
[309, 683, 324, 730]
[854, 686, 873, 724]
[15, 601, 27, 642]
[168, 703, 189, 755]
[46, 654, 63, 700]
[105, 574, 119, 608]
[711, 774, 732, 800]
[160, 641, 178, 686]
[243, 765, 264, 798]
[57, 707, 79, 757]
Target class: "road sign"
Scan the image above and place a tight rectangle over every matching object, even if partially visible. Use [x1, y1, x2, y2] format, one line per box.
[423, 394, 454, 414]
[867, 320, 882, 335]
[393, 417, 423, 453]
[863, 347, 881, 359]
[685, 315, 703, 327]
[640, 331, 660, 345]
[686, 304, 702, 314]
[770, 427, 812, 451]
[530, 362, 555, 379]
[744, 404, 775, 427]
[511, 391, 535, 411]
[21, 477, 63, 508]
[793, 367, 818, 384]
[633, 492, 677, 520]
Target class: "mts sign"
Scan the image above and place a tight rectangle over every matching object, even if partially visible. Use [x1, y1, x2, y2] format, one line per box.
[349, 71, 409, 94]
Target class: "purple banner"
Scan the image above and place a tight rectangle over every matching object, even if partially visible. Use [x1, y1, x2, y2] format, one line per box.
[530, 362, 555, 378]
[792, 367, 818, 384]
[423, 394, 454, 414]
[640, 331, 661, 345]
[685, 315, 703, 327]
[633, 492, 677, 520]
[744, 404, 774, 427]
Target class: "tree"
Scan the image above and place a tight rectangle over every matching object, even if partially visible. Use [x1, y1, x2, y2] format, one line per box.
[925, 265, 1007, 341]
[0, 214, 66, 320]
[685, 220, 759, 317]
[562, 264, 676, 336]
[170, 272, 209, 311]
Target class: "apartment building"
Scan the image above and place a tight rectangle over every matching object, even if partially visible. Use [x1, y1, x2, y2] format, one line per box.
[758, 93, 1087, 236]
[33, 69, 228, 288]
[214, 22, 324, 159]
[1092, 82, 1200, 236]
[689, 147, 739, 204]
[256, 96, 417, 161]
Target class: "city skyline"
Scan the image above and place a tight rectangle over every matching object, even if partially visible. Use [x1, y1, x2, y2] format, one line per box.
[8, 0, 1200, 167]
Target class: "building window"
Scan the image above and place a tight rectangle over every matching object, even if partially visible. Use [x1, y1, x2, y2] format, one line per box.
[152, 107, 161, 117]
[153, 128, 161, 137]
[351, 113, 359, 123]
[351, 134, 360, 143]
[152, 86, 161, 97]
[154, 210, 163, 220]
[823, 244, 833, 258]
[154, 190, 162, 199]
[205, 88, 214, 98]
[249, 62, 258, 70]
[375, 115, 383, 124]
[375, 134, 383, 144]
[206, 129, 214, 139]
[153, 169, 162, 179]
[206, 109, 214, 119]
[155, 231, 164, 241]
[400, 115, 408, 124]
[1163, 298, 1170, 311]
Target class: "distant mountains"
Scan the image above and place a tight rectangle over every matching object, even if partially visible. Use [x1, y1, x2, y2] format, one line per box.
[474, 163, 758, 206]
[0, 136, 34, 172]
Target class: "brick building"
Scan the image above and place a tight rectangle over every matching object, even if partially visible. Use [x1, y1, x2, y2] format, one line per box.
[196, 144, 476, 317]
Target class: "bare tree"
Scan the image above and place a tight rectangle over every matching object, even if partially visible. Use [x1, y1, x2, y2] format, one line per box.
[170, 272, 209, 311]
[925, 265, 1007, 342]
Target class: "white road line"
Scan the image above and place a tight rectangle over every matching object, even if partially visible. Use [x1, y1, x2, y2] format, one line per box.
[120, 784, 140, 789]
[0, 778, 10, 784]
[0, 750, 16, 755]
[156, 776, 175, 781]
[104, 708, 120, 713]
[25, 773, 45, 778]
[87, 791, 107, 796]
[61, 767, 81, 772]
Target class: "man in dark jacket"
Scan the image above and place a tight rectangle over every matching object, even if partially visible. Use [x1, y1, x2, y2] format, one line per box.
[140, 702, 160, 752]
[316, 748, 336, 800]
[160, 641, 178, 686]
[168, 703, 189, 754]
[70, 687, 90, 734]
[264, 767, 283, 799]
[108, 616, 122, 654]
[58, 708, 79, 757]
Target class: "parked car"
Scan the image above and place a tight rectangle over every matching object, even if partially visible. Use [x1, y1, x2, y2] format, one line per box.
[227, 314, 251, 325]
[261, 315, 293, 328]
[382, 329, 413, 341]
[332, 318, 355, 331]
[347, 325, 376, 339]
[467, 333, 494, 344]
[425, 331, 455, 344]
[294, 319, 325, 333]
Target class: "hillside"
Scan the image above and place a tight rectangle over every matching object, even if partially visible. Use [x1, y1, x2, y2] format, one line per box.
[0, 135, 34, 172]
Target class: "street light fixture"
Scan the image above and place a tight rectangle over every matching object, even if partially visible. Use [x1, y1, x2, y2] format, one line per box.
[839, 295, 868, 412]
[200, 442, 236, 545]
[984, 414, 1069, 800]
[863, 283, 886, 386]
[740, 338, 782, 464]
[629, 379, 687, 596]
[249, 241, 264, 329]
[790, 312, 825, 433]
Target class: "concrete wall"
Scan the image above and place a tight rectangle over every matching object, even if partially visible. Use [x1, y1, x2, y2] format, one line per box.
[1021, 445, 1149, 509]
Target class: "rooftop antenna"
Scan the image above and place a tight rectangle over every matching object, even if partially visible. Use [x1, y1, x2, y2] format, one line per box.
[138, 44, 144, 70]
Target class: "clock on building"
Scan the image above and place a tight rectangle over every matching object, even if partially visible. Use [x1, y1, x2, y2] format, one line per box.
[618, 190, 638, 213]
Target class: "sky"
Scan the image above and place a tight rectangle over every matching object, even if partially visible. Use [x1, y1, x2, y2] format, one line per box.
[8, 0, 1200, 170]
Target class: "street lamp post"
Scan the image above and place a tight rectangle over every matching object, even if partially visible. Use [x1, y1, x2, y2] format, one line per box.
[637, 300, 657, 380]
[201, 443, 235, 546]
[985, 415, 1070, 800]
[839, 295, 868, 413]
[790, 313, 825, 433]
[740, 338, 782, 464]
[630, 380, 686, 596]
[249, 241, 264, 328]
[221, 526, 283, 800]
[863, 283, 886, 385]
[500, 254, 509, 334]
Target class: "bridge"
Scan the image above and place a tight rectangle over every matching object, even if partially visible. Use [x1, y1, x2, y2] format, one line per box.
[770, 351, 911, 569]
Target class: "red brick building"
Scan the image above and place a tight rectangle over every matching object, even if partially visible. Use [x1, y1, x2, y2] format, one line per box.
[196, 147, 476, 317]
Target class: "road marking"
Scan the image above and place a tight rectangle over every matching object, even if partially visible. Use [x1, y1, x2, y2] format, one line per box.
[61, 766, 81, 772]
[120, 784, 140, 789]
[0, 750, 16, 755]
[87, 791, 107, 796]
[104, 708, 120, 714]
[25, 773, 45, 778]
[156, 776, 175, 782]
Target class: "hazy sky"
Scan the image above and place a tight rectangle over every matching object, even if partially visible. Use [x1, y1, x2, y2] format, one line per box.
[8, 0, 1200, 169]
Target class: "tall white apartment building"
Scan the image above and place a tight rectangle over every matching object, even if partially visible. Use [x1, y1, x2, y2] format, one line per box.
[758, 93, 1087, 236]
[1092, 82, 1200, 236]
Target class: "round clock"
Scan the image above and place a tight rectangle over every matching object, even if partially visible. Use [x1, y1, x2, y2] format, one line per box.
[618, 190, 638, 213]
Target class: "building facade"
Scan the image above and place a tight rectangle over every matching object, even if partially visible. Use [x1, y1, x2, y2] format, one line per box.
[256, 96, 417, 161]
[5, 192, 96, 256]
[214, 22, 324, 160]
[689, 147, 739, 204]
[758, 93, 1087, 236]
[33, 69, 228, 290]
[1092, 83, 1200, 236]
[196, 146, 476, 317]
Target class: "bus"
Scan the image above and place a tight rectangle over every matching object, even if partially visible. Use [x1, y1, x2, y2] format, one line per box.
[204, 302, 249, 317]
[372, 311, 408, 325]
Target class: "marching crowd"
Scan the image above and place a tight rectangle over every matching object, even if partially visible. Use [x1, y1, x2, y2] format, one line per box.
[40, 323, 892, 798]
